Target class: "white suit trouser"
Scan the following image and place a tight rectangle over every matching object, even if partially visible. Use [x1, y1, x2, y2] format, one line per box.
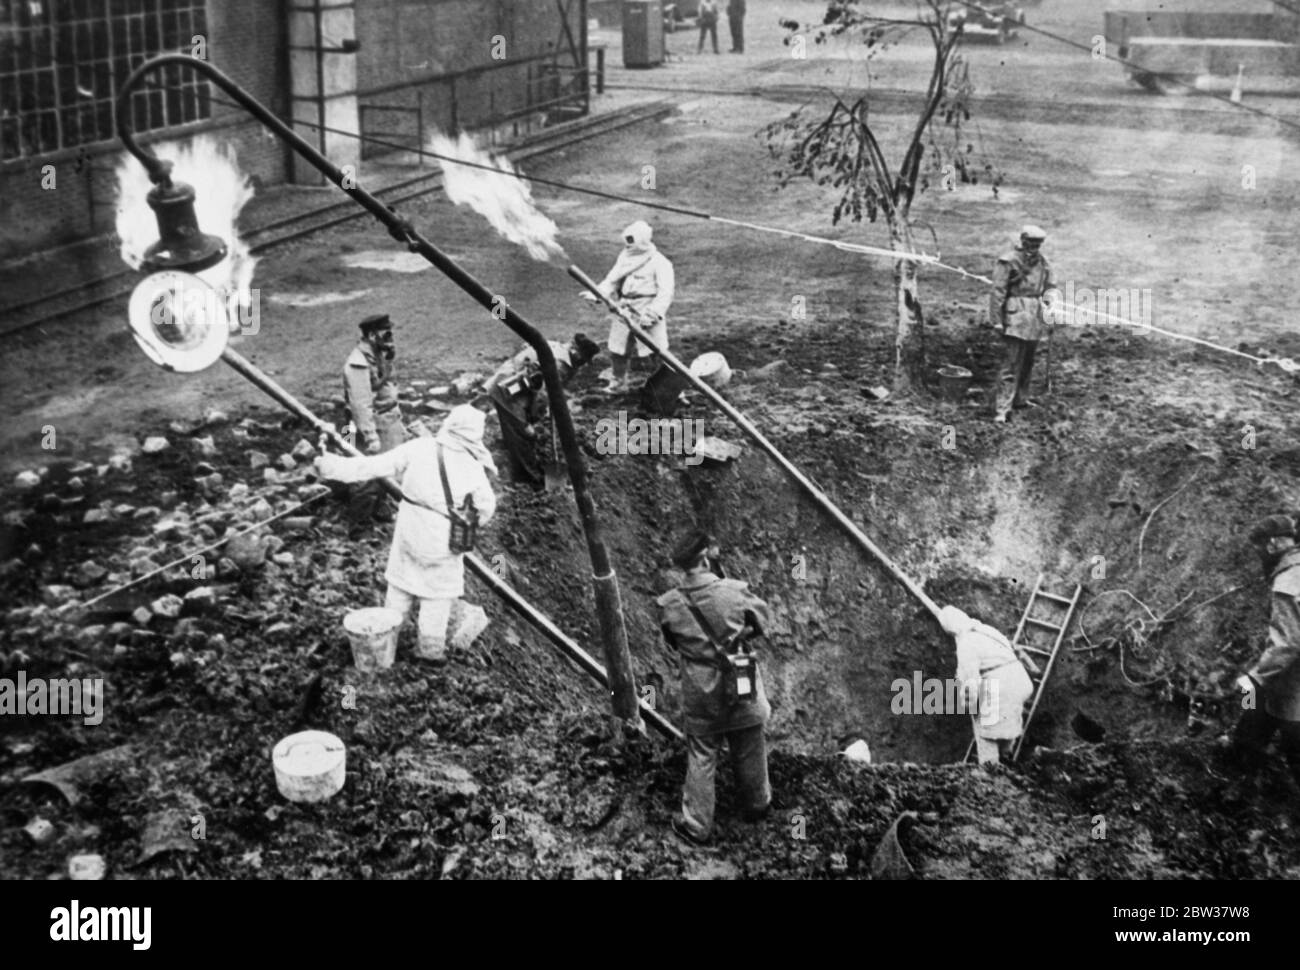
[386, 584, 452, 659]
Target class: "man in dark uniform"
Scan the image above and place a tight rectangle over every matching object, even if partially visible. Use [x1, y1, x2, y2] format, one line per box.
[342, 314, 405, 531]
[988, 224, 1060, 423]
[657, 531, 772, 844]
[726, 0, 746, 53]
[1228, 513, 1300, 787]
[483, 333, 600, 487]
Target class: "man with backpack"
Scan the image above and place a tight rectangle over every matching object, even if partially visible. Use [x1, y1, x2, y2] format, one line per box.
[656, 531, 772, 844]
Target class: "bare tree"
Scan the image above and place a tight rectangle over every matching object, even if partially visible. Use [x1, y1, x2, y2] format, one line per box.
[764, 0, 1001, 392]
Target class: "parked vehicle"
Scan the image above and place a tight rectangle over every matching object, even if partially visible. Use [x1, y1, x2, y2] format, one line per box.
[947, 2, 1026, 44]
[1104, 9, 1300, 94]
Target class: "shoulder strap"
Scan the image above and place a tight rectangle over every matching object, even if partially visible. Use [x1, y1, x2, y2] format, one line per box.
[436, 443, 456, 511]
[678, 585, 730, 651]
[614, 253, 656, 291]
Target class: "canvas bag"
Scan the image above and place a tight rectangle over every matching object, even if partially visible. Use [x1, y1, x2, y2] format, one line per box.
[437, 443, 479, 553]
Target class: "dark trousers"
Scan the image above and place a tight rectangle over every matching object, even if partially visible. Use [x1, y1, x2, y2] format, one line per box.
[994, 335, 1038, 418]
[490, 389, 545, 487]
[728, 14, 744, 51]
[698, 21, 718, 52]
[680, 724, 770, 840]
[1233, 707, 1300, 784]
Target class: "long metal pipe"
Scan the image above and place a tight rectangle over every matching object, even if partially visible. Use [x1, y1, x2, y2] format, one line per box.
[471, 559, 683, 741]
[115, 54, 642, 732]
[219, 347, 679, 740]
[568, 265, 945, 623]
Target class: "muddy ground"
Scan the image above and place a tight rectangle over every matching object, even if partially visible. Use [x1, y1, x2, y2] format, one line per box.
[3, 0, 1300, 878]
[2, 318, 1298, 879]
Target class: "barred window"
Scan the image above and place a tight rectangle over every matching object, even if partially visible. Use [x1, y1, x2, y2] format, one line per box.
[0, 0, 211, 162]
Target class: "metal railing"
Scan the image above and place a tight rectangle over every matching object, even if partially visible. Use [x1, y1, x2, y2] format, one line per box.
[355, 50, 592, 160]
[358, 96, 426, 165]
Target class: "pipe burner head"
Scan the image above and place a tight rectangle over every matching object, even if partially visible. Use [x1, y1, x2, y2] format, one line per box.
[127, 270, 230, 373]
[141, 179, 228, 274]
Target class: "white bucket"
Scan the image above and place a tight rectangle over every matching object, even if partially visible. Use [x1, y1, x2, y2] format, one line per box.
[68, 853, 106, 880]
[273, 730, 346, 803]
[689, 352, 732, 388]
[343, 607, 403, 672]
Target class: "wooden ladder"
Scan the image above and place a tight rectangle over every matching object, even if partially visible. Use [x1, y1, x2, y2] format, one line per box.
[964, 574, 1082, 763]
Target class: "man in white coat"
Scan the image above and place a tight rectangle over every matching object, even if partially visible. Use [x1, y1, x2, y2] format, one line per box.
[939, 605, 1036, 765]
[315, 405, 498, 664]
[595, 220, 674, 393]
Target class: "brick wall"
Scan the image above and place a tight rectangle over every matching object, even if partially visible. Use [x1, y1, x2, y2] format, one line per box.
[0, 0, 288, 262]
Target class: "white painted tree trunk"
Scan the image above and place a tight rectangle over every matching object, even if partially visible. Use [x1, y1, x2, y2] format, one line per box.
[891, 221, 926, 392]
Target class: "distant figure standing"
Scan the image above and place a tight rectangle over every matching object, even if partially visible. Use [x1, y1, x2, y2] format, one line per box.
[988, 224, 1060, 423]
[727, 0, 746, 53]
[698, 0, 720, 54]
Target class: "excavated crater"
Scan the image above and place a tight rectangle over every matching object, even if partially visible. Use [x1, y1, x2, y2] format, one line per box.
[497, 321, 1300, 767]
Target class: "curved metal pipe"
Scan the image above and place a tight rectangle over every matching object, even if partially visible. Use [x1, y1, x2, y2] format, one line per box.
[115, 54, 642, 730]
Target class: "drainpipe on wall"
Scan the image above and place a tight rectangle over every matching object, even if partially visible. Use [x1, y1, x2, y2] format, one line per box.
[288, 0, 361, 185]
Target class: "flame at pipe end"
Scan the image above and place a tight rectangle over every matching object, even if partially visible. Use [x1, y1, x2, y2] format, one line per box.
[115, 135, 257, 331]
[428, 129, 567, 264]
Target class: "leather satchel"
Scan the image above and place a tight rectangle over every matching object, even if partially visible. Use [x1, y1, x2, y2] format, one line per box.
[437, 443, 479, 554]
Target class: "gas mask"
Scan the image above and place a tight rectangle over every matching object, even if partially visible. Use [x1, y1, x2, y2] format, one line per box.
[1258, 538, 1291, 574]
[372, 331, 396, 360]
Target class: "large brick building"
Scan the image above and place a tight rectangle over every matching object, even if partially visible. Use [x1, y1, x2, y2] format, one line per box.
[0, 0, 590, 261]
